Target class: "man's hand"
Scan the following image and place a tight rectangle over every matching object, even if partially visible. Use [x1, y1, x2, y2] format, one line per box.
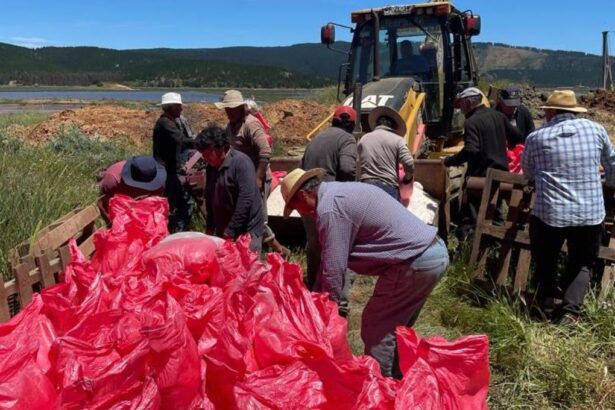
[256, 161, 268, 192]
[255, 176, 264, 191]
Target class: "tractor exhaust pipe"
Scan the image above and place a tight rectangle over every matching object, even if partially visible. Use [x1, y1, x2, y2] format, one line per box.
[352, 82, 363, 136]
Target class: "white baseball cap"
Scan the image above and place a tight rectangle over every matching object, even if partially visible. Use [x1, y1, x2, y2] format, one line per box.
[158, 92, 182, 106]
[456, 87, 482, 100]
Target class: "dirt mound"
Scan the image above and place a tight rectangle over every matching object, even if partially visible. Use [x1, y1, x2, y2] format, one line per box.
[517, 85, 548, 118]
[22, 100, 333, 150]
[580, 89, 615, 111]
[262, 99, 334, 144]
[26, 105, 159, 147]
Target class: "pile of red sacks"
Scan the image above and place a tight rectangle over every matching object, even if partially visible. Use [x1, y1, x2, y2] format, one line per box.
[0, 196, 490, 409]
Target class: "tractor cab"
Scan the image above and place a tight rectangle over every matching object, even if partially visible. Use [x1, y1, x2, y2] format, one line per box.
[322, 2, 481, 146]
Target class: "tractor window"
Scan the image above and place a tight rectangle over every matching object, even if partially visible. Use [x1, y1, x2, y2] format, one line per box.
[353, 29, 374, 85]
[351, 14, 445, 122]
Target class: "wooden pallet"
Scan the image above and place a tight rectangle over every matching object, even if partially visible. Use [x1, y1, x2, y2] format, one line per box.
[469, 169, 534, 293]
[2, 204, 103, 321]
[469, 168, 615, 297]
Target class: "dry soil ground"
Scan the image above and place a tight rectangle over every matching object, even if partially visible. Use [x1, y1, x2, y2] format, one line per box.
[6, 100, 335, 152]
[7, 90, 614, 151]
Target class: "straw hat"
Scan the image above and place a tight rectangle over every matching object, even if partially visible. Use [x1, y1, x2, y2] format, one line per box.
[158, 92, 182, 106]
[214, 90, 246, 109]
[540, 89, 587, 113]
[368, 106, 407, 137]
[281, 168, 327, 218]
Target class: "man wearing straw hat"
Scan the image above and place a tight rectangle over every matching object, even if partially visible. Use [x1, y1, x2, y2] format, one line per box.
[358, 106, 414, 201]
[216, 89, 289, 256]
[153, 92, 196, 232]
[522, 89, 615, 324]
[280, 167, 448, 378]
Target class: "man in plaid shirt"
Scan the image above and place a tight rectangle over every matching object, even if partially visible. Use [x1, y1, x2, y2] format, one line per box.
[521, 90, 615, 324]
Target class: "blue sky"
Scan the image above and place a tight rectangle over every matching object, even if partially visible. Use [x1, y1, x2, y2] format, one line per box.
[0, 1, 613, 55]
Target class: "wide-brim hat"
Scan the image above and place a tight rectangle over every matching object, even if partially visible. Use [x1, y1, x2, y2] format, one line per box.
[281, 168, 327, 218]
[157, 92, 182, 106]
[368, 106, 407, 137]
[214, 89, 246, 109]
[540, 89, 587, 113]
[121, 156, 167, 191]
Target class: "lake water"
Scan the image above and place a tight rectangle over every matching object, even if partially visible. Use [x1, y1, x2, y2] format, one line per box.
[0, 88, 319, 113]
[0, 90, 223, 103]
[0, 88, 317, 103]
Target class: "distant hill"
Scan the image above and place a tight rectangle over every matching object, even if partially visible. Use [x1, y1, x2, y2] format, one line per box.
[0, 41, 605, 88]
[0, 43, 332, 88]
[474, 43, 602, 87]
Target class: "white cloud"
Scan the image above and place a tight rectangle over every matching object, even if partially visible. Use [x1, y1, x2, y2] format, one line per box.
[8, 36, 53, 48]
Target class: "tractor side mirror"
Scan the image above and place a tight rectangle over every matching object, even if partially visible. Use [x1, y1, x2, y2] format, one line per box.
[464, 14, 481, 36]
[321, 24, 336, 45]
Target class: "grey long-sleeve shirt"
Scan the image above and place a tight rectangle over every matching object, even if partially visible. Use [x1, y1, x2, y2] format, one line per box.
[358, 125, 414, 187]
[315, 182, 437, 302]
[301, 126, 358, 181]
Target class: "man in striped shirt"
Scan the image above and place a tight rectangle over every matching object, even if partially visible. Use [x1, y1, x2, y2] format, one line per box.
[281, 168, 448, 378]
[521, 90, 615, 323]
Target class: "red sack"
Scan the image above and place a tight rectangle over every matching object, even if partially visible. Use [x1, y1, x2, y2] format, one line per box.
[0, 295, 57, 410]
[42, 243, 108, 335]
[395, 327, 490, 410]
[92, 195, 169, 282]
[271, 171, 287, 192]
[507, 144, 525, 174]
[142, 236, 220, 284]
[398, 164, 413, 207]
[2, 195, 491, 409]
[233, 362, 327, 409]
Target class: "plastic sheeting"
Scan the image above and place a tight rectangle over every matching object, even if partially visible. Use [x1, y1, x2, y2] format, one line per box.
[0, 195, 490, 409]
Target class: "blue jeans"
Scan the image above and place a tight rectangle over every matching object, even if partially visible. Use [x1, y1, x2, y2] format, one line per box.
[363, 180, 401, 202]
[362, 237, 449, 377]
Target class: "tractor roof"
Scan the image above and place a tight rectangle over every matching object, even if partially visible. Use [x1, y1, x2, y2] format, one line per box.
[351, 2, 456, 22]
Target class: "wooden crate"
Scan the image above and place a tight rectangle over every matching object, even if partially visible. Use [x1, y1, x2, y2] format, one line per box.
[469, 169, 534, 293]
[469, 168, 615, 298]
[2, 204, 103, 322]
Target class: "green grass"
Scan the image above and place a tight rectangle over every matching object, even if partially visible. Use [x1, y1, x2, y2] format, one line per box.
[344, 245, 615, 409]
[0, 111, 50, 129]
[1, 109, 614, 408]
[310, 86, 341, 105]
[234, 231, 615, 409]
[0, 114, 139, 280]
